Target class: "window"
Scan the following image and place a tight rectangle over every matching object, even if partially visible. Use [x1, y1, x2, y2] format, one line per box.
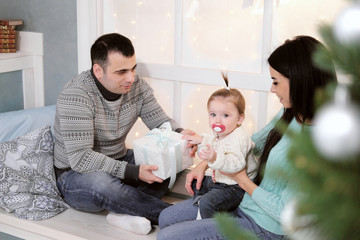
[78, 0, 346, 144]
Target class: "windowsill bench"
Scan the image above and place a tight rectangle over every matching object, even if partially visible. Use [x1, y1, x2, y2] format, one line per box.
[0, 105, 191, 240]
[0, 171, 190, 240]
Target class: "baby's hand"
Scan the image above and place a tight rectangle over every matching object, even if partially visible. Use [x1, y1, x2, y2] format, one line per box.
[198, 144, 216, 163]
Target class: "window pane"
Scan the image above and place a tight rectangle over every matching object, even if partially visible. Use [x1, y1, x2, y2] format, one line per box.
[126, 78, 174, 148]
[103, 0, 175, 64]
[273, 0, 347, 46]
[182, 0, 264, 73]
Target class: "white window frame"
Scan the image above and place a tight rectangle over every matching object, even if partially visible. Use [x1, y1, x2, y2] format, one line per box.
[76, 0, 274, 131]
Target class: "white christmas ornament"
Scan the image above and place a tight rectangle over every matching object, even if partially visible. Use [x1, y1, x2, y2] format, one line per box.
[312, 86, 360, 159]
[281, 199, 298, 234]
[281, 200, 323, 240]
[333, 3, 360, 45]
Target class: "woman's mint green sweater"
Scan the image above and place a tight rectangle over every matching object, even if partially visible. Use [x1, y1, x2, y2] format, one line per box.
[240, 110, 305, 235]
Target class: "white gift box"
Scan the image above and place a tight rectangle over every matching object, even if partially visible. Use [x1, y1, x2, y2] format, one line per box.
[133, 122, 193, 188]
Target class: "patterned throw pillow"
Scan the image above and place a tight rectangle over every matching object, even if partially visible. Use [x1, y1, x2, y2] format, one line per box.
[0, 124, 68, 220]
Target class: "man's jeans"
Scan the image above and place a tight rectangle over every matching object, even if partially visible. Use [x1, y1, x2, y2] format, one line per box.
[56, 150, 171, 224]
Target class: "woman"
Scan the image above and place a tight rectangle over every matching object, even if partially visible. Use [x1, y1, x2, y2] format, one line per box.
[157, 36, 337, 240]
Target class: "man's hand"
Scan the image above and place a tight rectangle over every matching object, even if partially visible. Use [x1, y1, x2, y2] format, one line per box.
[139, 164, 163, 184]
[185, 160, 208, 195]
[182, 133, 203, 145]
[180, 129, 199, 157]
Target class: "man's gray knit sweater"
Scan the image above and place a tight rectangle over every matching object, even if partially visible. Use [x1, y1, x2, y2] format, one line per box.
[54, 70, 179, 180]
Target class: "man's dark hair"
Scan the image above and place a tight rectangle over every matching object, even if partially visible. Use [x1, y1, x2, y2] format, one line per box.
[90, 33, 135, 69]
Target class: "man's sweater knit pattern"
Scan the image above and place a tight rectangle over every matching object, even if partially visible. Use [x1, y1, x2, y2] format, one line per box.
[54, 70, 177, 179]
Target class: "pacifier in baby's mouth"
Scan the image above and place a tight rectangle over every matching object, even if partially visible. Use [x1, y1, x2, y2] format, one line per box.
[212, 124, 225, 133]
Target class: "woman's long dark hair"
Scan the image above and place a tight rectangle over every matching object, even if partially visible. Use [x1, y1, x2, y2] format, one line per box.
[254, 36, 337, 185]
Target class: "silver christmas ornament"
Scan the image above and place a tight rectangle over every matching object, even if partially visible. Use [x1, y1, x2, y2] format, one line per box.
[333, 3, 360, 45]
[281, 199, 323, 240]
[312, 85, 360, 159]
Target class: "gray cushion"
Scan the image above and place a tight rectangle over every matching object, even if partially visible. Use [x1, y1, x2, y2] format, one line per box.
[0, 124, 68, 220]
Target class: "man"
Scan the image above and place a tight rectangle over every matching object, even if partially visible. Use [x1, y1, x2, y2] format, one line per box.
[53, 33, 193, 234]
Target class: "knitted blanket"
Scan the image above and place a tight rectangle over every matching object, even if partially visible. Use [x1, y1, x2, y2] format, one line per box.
[0, 124, 68, 220]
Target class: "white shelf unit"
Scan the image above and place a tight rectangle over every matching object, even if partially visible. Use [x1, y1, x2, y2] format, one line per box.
[0, 31, 44, 109]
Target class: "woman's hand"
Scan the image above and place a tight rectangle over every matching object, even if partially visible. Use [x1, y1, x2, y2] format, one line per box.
[221, 168, 258, 196]
[185, 160, 208, 195]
